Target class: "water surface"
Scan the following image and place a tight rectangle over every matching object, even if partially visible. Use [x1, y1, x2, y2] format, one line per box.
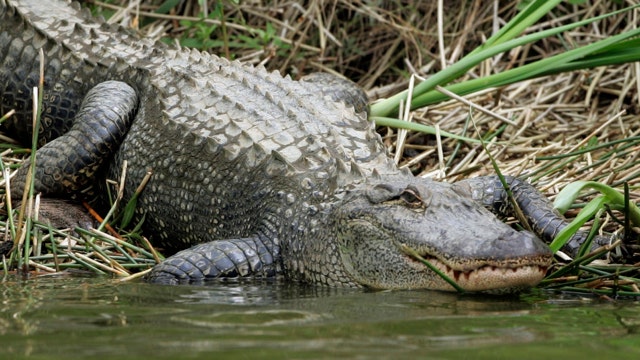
[1, 274, 639, 359]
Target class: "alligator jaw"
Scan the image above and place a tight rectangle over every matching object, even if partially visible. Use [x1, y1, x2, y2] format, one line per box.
[406, 251, 550, 293]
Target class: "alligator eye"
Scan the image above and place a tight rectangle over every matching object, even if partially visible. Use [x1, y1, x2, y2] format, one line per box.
[400, 187, 423, 207]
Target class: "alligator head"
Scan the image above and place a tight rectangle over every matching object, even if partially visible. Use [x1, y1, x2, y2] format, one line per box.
[332, 178, 553, 293]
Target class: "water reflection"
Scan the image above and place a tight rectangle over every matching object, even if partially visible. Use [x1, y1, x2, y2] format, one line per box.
[0, 274, 638, 358]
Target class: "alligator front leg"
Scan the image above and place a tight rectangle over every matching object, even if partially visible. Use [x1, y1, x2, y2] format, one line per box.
[147, 236, 280, 285]
[11, 81, 138, 199]
[451, 175, 612, 257]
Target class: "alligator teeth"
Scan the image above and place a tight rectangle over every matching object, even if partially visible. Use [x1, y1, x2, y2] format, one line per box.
[412, 255, 549, 292]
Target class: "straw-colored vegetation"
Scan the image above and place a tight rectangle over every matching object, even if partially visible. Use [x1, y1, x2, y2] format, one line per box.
[1, 0, 639, 296]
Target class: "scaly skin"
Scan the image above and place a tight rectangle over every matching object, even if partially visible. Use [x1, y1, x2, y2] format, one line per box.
[0, 0, 581, 293]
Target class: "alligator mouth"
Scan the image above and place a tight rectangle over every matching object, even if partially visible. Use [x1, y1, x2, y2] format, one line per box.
[408, 252, 550, 293]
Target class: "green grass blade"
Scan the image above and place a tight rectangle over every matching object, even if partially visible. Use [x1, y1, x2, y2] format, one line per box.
[370, 116, 481, 142]
[549, 196, 605, 253]
[553, 181, 640, 225]
[397, 27, 640, 112]
[548, 179, 640, 252]
[370, 4, 640, 118]
[400, 244, 465, 293]
[533, 38, 640, 75]
[472, 0, 562, 52]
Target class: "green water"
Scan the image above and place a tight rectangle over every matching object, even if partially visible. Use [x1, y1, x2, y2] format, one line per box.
[1, 275, 640, 359]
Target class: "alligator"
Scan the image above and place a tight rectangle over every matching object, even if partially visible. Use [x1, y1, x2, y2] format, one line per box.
[0, 0, 608, 292]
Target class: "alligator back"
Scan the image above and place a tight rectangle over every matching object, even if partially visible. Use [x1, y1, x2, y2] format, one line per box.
[0, 0, 399, 251]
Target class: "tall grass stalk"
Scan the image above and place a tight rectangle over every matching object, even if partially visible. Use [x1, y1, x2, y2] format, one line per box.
[370, 3, 640, 119]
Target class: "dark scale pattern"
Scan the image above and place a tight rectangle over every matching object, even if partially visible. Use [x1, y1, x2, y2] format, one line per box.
[11, 81, 138, 199]
[0, 0, 586, 292]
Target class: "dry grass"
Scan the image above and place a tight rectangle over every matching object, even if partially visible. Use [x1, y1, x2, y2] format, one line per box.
[2, 1, 640, 293]
[87, 0, 639, 185]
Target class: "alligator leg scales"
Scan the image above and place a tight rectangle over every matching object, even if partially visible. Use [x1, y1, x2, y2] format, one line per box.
[11, 81, 138, 199]
[147, 235, 280, 285]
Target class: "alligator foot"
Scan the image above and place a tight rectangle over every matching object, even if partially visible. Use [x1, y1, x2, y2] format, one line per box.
[147, 236, 280, 285]
[10, 81, 138, 200]
[0, 198, 94, 258]
[33, 198, 95, 230]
